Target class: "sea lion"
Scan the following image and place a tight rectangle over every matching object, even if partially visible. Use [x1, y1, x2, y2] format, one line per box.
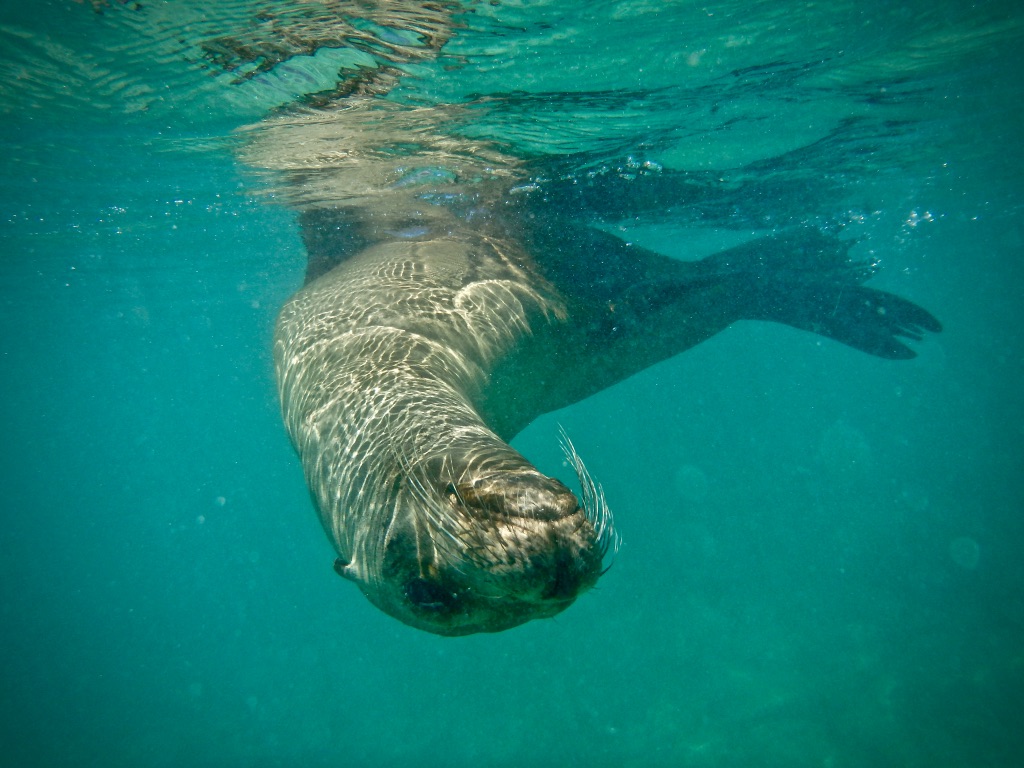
[259, 103, 940, 636]
[183, 0, 948, 636]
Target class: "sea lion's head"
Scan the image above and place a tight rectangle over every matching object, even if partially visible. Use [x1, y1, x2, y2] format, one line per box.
[336, 436, 618, 636]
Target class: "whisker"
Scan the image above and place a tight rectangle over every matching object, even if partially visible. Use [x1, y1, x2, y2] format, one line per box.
[558, 426, 622, 562]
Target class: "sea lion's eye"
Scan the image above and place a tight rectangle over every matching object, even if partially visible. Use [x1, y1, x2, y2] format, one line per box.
[444, 482, 464, 506]
[405, 577, 457, 613]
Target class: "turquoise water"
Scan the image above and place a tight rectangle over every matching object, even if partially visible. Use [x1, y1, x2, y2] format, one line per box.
[2, 1, 1023, 765]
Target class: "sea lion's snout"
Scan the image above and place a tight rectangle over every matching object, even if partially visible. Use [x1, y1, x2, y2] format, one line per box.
[364, 470, 608, 636]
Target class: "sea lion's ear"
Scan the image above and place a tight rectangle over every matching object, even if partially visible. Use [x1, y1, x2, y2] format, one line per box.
[333, 558, 357, 581]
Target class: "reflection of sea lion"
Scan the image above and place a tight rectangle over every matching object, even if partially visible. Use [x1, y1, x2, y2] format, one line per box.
[267, 107, 940, 634]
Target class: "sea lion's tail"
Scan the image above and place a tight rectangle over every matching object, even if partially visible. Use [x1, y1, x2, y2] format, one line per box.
[706, 229, 942, 359]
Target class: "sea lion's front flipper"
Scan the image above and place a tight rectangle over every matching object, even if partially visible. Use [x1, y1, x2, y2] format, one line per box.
[524, 159, 826, 230]
[482, 221, 740, 436]
[697, 229, 943, 359]
[527, 163, 707, 222]
[298, 209, 374, 285]
[483, 223, 940, 437]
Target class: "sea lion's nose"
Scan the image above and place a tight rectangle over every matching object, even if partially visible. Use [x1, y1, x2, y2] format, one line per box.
[542, 551, 587, 601]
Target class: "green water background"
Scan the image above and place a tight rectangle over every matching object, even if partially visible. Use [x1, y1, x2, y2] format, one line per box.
[1, 1, 1022, 765]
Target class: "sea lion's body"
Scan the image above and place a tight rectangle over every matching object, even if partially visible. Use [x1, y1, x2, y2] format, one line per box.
[270, 128, 940, 633]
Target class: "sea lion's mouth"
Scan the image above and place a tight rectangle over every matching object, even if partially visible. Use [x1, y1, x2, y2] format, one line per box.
[396, 564, 590, 635]
[404, 576, 460, 613]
